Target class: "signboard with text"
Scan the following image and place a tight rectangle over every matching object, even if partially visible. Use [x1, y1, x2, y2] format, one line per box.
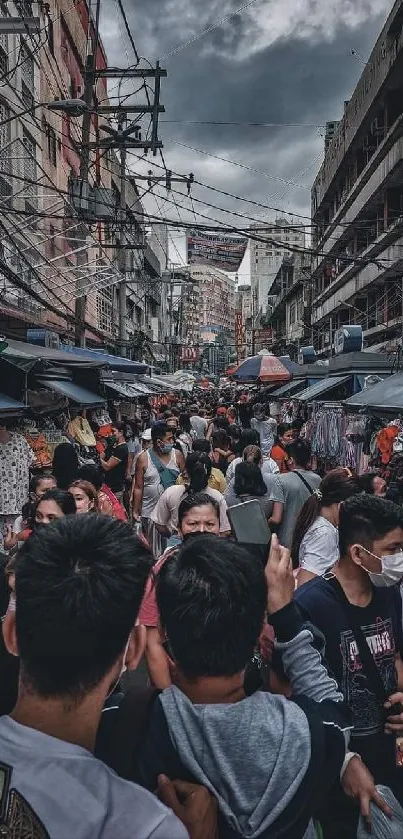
[187, 230, 248, 272]
[180, 346, 200, 363]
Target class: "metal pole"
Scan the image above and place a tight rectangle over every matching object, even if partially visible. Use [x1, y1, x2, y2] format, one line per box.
[75, 49, 96, 347]
[118, 125, 127, 356]
[169, 267, 174, 372]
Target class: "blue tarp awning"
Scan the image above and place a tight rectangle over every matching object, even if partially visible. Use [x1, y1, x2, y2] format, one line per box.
[270, 379, 312, 398]
[0, 393, 26, 414]
[39, 379, 105, 407]
[295, 375, 352, 403]
[60, 345, 149, 374]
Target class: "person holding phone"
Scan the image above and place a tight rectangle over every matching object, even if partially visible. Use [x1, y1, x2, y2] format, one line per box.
[224, 461, 283, 527]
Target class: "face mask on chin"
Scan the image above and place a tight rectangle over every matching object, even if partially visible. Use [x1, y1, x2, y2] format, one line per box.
[358, 545, 403, 588]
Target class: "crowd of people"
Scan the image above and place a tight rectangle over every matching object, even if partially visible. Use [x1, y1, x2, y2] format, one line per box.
[1, 390, 403, 838]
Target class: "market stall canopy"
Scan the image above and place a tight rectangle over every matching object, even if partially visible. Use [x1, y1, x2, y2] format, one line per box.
[1, 339, 106, 372]
[37, 378, 105, 407]
[233, 354, 291, 384]
[0, 393, 26, 416]
[270, 379, 317, 398]
[60, 344, 149, 374]
[344, 373, 403, 414]
[295, 375, 352, 403]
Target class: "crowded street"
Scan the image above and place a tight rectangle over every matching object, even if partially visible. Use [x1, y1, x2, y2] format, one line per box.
[2, 0, 403, 836]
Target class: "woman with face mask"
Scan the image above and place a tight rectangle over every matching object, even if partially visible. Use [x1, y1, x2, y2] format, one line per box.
[140, 493, 221, 689]
[293, 468, 360, 587]
[151, 452, 230, 546]
[68, 480, 98, 514]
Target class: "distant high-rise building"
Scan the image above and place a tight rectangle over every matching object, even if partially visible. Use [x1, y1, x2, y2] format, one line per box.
[187, 265, 235, 345]
[250, 219, 305, 317]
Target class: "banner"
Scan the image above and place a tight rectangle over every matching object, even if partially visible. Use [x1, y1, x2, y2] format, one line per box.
[187, 230, 248, 272]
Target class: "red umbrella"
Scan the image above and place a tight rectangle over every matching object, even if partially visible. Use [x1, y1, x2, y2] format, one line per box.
[233, 354, 291, 383]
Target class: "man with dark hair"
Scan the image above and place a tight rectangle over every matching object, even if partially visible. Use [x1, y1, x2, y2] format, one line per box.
[276, 441, 321, 549]
[132, 422, 184, 537]
[295, 494, 403, 837]
[0, 515, 212, 838]
[100, 421, 128, 501]
[138, 534, 351, 839]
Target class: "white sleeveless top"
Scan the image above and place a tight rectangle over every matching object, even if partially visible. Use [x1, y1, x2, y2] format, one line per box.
[141, 449, 181, 518]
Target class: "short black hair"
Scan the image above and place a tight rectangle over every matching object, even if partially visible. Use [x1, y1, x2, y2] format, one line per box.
[14, 514, 153, 700]
[339, 494, 403, 557]
[157, 534, 267, 679]
[192, 439, 211, 454]
[178, 493, 220, 526]
[285, 440, 311, 469]
[78, 463, 103, 491]
[29, 473, 54, 495]
[151, 421, 171, 445]
[357, 471, 380, 495]
[112, 421, 126, 433]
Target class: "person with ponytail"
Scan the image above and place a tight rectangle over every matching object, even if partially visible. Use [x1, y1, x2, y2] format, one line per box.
[292, 467, 360, 587]
[151, 451, 231, 547]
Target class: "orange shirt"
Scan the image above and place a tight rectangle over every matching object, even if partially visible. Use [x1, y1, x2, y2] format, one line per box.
[271, 443, 289, 473]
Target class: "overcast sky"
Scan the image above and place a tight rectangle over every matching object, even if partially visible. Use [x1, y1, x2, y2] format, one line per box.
[99, 0, 394, 278]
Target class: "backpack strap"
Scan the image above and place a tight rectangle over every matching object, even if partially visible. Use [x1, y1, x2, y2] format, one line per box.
[293, 471, 315, 495]
[96, 686, 159, 781]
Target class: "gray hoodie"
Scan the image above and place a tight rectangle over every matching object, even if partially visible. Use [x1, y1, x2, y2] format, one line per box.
[155, 615, 350, 839]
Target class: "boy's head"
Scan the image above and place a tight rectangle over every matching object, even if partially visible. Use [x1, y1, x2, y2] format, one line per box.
[339, 495, 403, 585]
[3, 514, 152, 703]
[157, 535, 267, 682]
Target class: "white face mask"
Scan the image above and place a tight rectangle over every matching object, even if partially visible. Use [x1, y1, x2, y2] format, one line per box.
[358, 545, 403, 588]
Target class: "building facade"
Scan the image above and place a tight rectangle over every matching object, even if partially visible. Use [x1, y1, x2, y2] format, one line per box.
[235, 284, 252, 359]
[0, 0, 164, 355]
[186, 265, 236, 374]
[311, 0, 403, 354]
[267, 252, 313, 359]
[250, 218, 306, 319]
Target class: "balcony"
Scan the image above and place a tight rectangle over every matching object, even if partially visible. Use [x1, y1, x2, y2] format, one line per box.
[143, 243, 161, 279]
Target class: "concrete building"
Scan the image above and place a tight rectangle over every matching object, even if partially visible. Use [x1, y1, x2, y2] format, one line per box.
[0, 0, 165, 354]
[267, 252, 313, 359]
[186, 265, 236, 373]
[311, 0, 403, 354]
[235, 284, 252, 359]
[187, 265, 235, 344]
[250, 219, 305, 318]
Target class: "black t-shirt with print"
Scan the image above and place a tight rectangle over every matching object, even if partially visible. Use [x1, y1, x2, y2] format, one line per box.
[295, 576, 403, 784]
[104, 443, 128, 493]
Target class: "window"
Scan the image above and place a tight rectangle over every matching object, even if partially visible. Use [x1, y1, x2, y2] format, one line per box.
[0, 100, 11, 174]
[46, 125, 57, 166]
[289, 300, 296, 324]
[47, 17, 54, 55]
[0, 42, 8, 77]
[21, 128, 36, 204]
[97, 292, 113, 333]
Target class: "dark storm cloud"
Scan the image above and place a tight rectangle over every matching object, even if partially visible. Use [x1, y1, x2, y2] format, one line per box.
[99, 0, 392, 224]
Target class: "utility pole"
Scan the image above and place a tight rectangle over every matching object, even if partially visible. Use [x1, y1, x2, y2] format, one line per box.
[72, 58, 166, 347]
[118, 118, 127, 356]
[75, 53, 95, 347]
